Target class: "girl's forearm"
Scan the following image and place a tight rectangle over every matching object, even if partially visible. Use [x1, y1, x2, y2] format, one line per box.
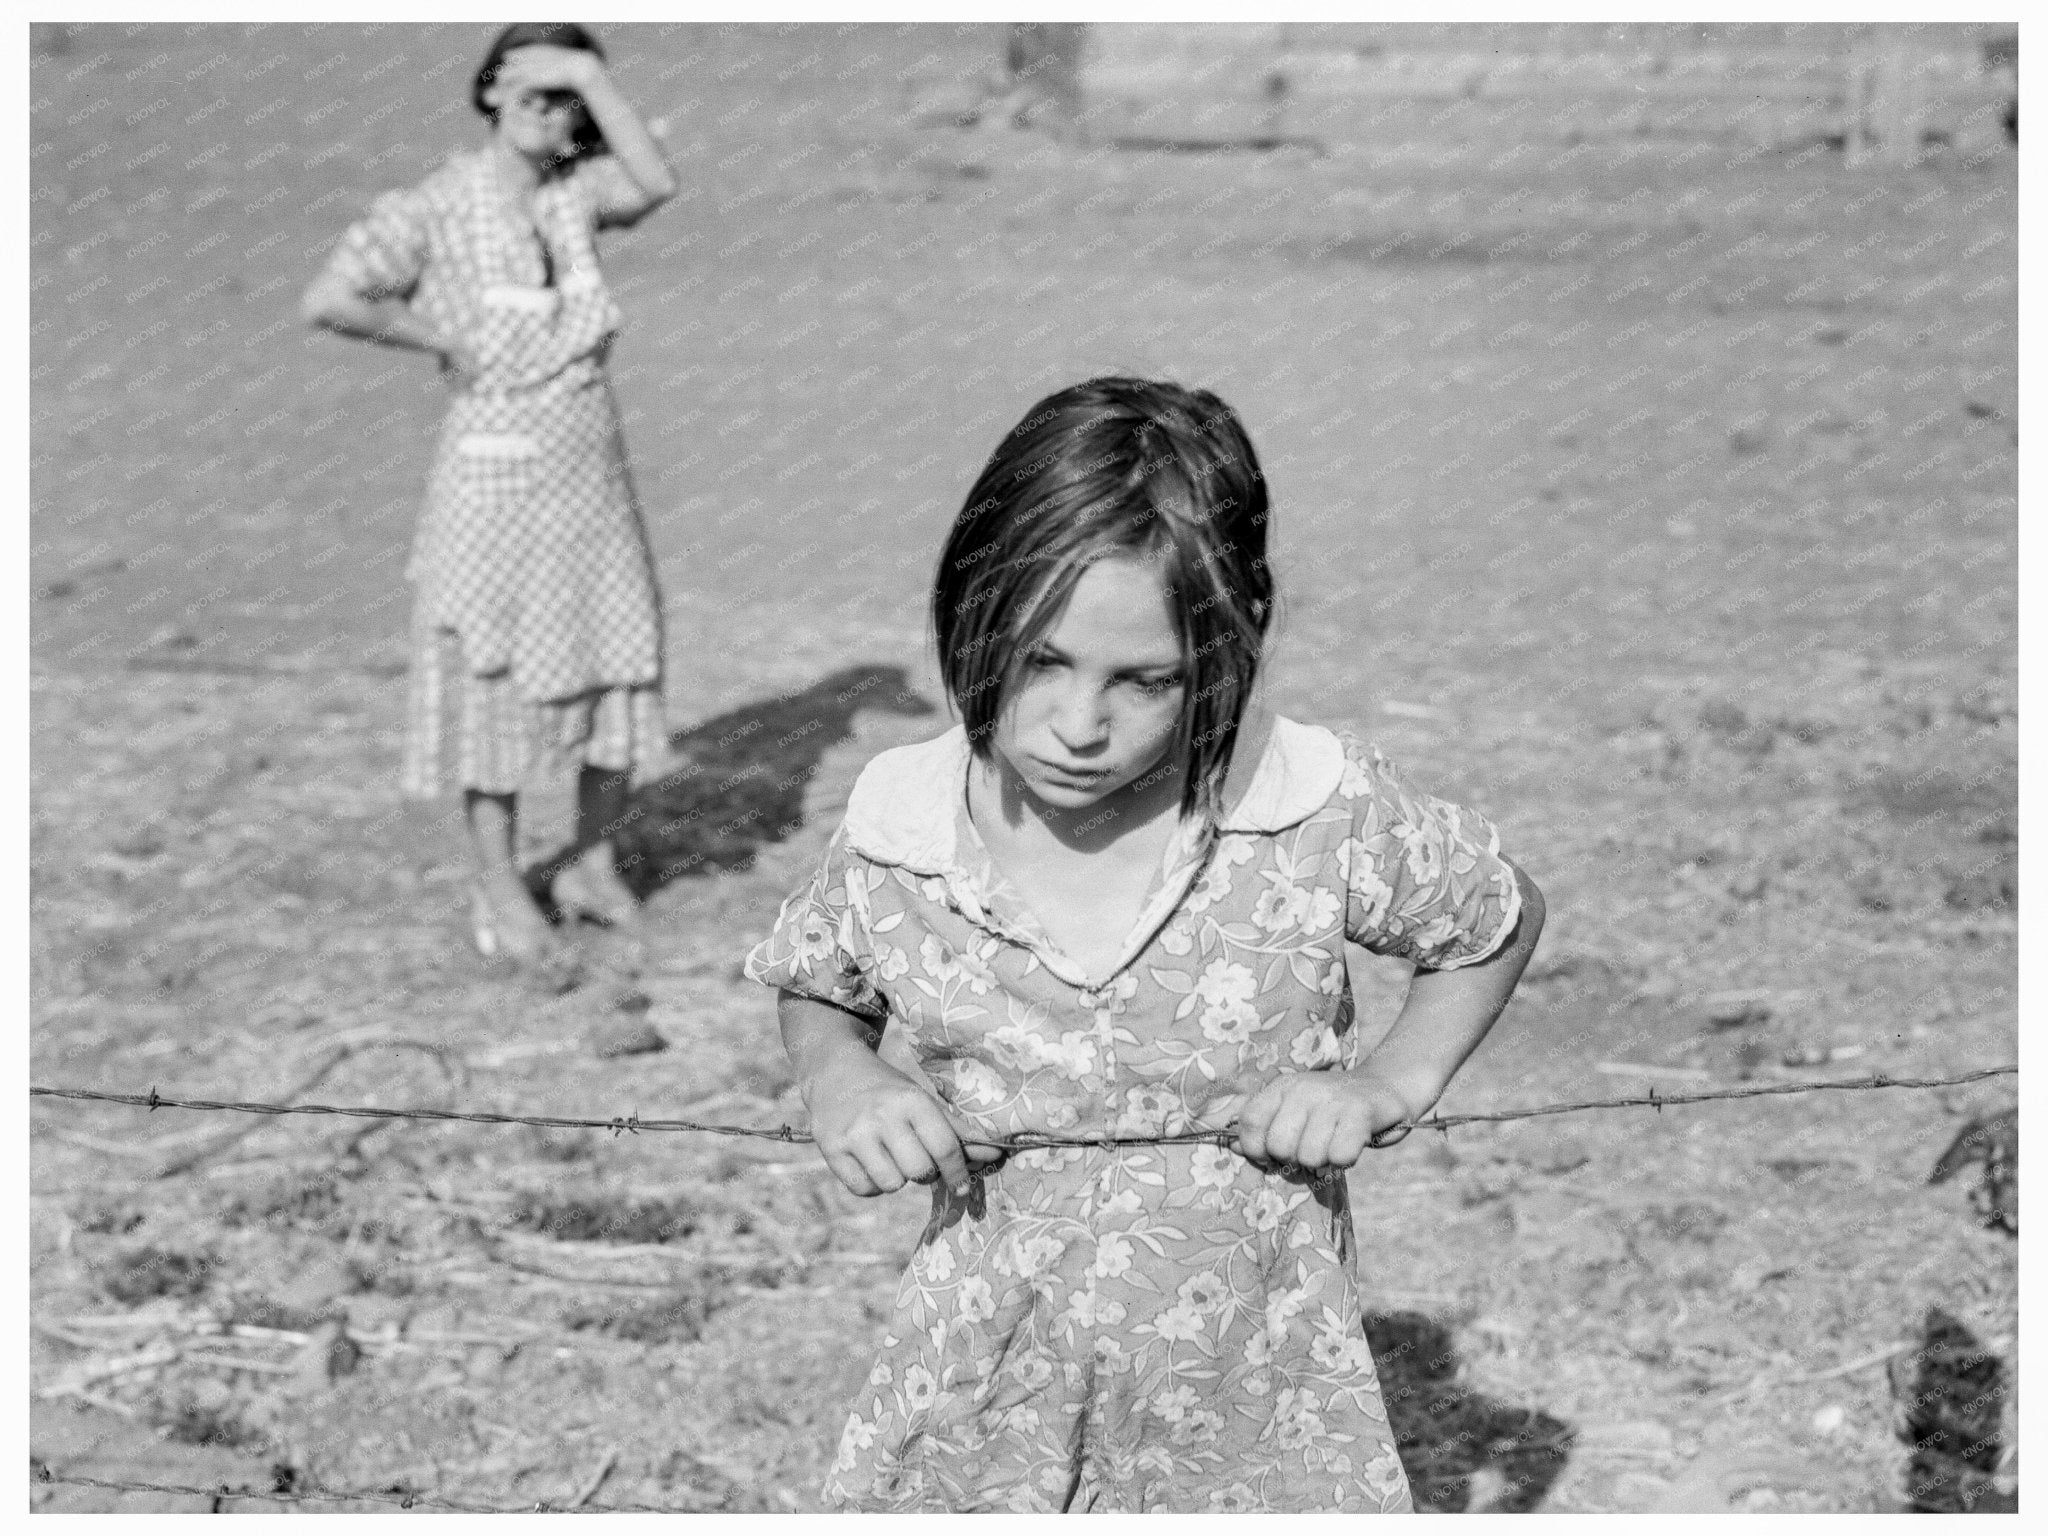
[1360, 862, 1546, 1117]
[779, 989, 888, 1093]
[572, 63, 677, 203]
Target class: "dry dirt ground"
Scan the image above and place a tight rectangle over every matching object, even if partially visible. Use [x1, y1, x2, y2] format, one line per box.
[30, 23, 2016, 1513]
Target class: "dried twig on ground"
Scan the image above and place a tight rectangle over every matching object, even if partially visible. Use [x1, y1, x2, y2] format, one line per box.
[36, 1343, 182, 1399]
[147, 1038, 455, 1178]
[569, 1449, 620, 1509]
[1713, 1331, 2012, 1404]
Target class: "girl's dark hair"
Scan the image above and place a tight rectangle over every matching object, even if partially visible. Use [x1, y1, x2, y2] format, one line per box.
[472, 23, 608, 161]
[933, 376, 1274, 823]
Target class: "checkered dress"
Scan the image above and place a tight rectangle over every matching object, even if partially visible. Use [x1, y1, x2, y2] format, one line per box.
[321, 149, 666, 797]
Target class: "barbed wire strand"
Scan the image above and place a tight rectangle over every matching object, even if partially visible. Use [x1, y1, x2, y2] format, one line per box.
[29, 1066, 2016, 1153]
[29, 1462, 694, 1515]
[31, 1067, 2017, 1512]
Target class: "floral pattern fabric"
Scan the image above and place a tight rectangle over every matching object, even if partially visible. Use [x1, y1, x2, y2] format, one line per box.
[745, 717, 1521, 1511]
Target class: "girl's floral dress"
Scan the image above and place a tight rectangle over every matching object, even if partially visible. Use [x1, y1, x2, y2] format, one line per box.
[745, 709, 1523, 1512]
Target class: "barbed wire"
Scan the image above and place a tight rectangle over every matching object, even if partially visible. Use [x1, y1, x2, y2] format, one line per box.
[32, 1067, 2018, 1512]
[29, 1066, 2016, 1154]
[28, 1461, 694, 1514]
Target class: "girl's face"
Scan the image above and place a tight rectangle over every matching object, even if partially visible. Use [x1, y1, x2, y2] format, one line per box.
[990, 556, 1186, 816]
[487, 57, 585, 163]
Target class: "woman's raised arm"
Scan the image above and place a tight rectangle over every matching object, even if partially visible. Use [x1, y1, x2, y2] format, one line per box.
[506, 45, 678, 223]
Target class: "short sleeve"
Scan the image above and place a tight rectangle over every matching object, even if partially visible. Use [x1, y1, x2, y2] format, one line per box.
[324, 185, 431, 300]
[567, 154, 648, 229]
[1336, 736, 1523, 971]
[742, 825, 888, 1020]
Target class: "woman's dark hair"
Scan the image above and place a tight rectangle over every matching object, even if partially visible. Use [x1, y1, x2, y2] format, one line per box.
[933, 377, 1274, 823]
[472, 23, 608, 161]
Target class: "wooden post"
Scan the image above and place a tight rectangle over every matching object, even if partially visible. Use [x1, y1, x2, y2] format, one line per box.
[1855, 37, 1920, 165]
[1844, 47, 1869, 165]
[1891, 41, 1927, 163]
[1844, 41, 1898, 166]
[1004, 23, 1086, 134]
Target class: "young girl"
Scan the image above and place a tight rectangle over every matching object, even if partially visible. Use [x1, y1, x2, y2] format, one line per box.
[301, 23, 675, 977]
[745, 377, 1544, 1512]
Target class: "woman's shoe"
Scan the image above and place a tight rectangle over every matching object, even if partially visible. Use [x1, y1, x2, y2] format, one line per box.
[552, 852, 641, 929]
[469, 880, 585, 991]
[468, 884, 502, 959]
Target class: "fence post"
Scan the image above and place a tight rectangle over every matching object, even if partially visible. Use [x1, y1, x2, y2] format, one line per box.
[1004, 22, 1086, 136]
[1852, 36, 1922, 166]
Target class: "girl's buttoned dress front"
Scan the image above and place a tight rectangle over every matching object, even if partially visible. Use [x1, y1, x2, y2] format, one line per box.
[319, 149, 665, 798]
[746, 710, 1523, 1512]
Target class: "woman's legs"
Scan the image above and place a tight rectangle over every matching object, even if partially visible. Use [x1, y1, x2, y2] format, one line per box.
[465, 788, 565, 959]
[554, 765, 641, 925]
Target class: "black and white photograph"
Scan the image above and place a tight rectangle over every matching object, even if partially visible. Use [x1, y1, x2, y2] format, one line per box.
[27, 14, 2020, 1515]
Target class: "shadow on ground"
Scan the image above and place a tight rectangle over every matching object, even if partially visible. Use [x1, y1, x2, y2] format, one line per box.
[614, 663, 936, 894]
[1889, 1306, 2014, 1513]
[1365, 1311, 1574, 1512]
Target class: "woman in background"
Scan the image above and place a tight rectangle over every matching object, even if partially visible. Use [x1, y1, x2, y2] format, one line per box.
[303, 23, 676, 978]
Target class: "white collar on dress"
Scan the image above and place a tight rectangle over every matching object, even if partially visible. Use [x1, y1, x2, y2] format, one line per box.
[840, 702, 1347, 874]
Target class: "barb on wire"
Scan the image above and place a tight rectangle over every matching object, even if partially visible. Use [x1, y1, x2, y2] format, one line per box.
[29, 1462, 689, 1514]
[29, 1066, 2017, 1155]
[1380, 1065, 2015, 1134]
